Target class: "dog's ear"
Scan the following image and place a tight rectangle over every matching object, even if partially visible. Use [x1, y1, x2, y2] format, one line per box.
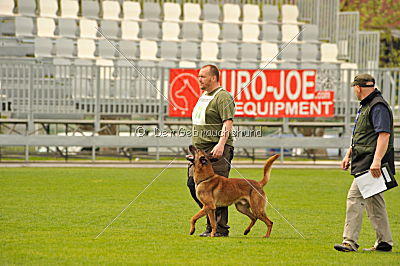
[189, 145, 197, 156]
[185, 155, 194, 163]
[199, 156, 208, 165]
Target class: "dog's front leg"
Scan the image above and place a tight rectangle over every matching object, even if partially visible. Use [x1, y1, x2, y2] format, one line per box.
[206, 208, 217, 237]
[189, 208, 207, 235]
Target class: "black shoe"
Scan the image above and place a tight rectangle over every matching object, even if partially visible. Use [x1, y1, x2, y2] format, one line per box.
[362, 242, 392, 252]
[214, 232, 229, 237]
[334, 243, 356, 252]
[199, 230, 211, 237]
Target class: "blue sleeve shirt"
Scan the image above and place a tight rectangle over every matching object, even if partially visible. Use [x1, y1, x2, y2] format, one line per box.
[370, 103, 391, 133]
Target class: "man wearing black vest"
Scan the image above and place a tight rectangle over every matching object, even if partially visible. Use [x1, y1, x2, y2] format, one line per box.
[334, 74, 395, 252]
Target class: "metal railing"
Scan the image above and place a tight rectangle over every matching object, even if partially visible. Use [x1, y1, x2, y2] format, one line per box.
[1, 62, 399, 119]
[0, 61, 399, 161]
[337, 12, 359, 62]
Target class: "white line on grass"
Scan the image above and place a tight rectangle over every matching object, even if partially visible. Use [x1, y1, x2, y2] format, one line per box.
[95, 158, 177, 239]
[224, 158, 306, 239]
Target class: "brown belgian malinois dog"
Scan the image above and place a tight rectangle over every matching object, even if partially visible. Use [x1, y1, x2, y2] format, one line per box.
[186, 145, 279, 238]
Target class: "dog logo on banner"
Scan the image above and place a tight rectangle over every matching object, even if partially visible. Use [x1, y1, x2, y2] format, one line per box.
[169, 72, 201, 116]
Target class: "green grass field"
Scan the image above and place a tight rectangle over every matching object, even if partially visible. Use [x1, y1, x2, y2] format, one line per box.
[1, 166, 399, 265]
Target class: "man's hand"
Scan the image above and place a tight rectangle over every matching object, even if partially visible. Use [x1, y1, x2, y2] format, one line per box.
[210, 143, 224, 158]
[341, 156, 350, 171]
[370, 160, 382, 178]
[341, 147, 352, 171]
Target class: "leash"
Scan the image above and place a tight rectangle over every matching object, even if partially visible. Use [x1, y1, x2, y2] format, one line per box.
[224, 158, 306, 239]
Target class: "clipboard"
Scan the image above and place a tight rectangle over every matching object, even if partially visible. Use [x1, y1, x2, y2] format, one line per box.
[354, 163, 397, 199]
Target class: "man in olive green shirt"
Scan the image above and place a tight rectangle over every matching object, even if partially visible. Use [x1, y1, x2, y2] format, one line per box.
[187, 64, 235, 237]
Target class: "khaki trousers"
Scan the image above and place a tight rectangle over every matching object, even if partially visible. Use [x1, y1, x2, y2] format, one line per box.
[343, 180, 393, 250]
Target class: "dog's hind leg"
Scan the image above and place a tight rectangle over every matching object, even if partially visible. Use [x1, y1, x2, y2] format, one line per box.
[258, 213, 273, 238]
[235, 202, 257, 235]
[189, 208, 207, 235]
[250, 194, 273, 238]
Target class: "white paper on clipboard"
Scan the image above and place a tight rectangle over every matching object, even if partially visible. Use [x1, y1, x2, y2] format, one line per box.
[355, 170, 387, 199]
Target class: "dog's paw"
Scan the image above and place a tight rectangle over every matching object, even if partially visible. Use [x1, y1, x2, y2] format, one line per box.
[189, 228, 195, 235]
[244, 229, 250, 235]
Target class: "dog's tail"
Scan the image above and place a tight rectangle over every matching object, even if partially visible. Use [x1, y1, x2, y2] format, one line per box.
[259, 154, 280, 187]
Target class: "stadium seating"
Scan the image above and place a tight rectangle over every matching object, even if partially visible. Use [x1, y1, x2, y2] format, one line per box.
[55, 38, 75, 57]
[281, 4, 300, 24]
[262, 5, 279, 23]
[102, 1, 121, 20]
[203, 3, 220, 22]
[0, 0, 14, 16]
[81, 1, 100, 19]
[183, 3, 201, 22]
[34, 37, 53, 57]
[39, 0, 58, 18]
[0, 0, 349, 70]
[60, 0, 79, 18]
[58, 18, 78, 38]
[119, 40, 138, 59]
[223, 3, 241, 23]
[37, 18, 56, 37]
[221, 23, 241, 41]
[243, 4, 260, 23]
[18, 0, 36, 16]
[121, 21, 140, 40]
[242, 24, 260, 42]
[321, 43, 340, 63]
[123, 1, 141, 20]
[163, 2, 181, 22]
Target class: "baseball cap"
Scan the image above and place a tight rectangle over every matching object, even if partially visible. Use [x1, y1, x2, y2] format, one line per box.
[351, 73, 375, 87]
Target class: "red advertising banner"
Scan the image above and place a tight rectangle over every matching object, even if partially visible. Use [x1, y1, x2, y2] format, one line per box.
[168, 69, 334, 118]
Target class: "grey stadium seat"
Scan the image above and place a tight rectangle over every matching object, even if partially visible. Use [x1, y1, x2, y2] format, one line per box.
[160, 41, 178, 60]
[100, 20, 120, 39]
[221, 23, 240, 41]
[262, 5, 279, 23]
[143, 2, 161, 20]
[118, 40, 138, 59]
[280, 44, 299, 62]
[203, 3, 220, 22]
[141, 21, 160, 40]
[55, 39, 75, 57]
[180, 42, 198, 61]
[301, 24, 319, 41]
[220, 42, 239, 61]
[57, 19, 77, 38]
[18, 0, 36, 16]
[240, 43, 259, 62]
[300, 43, 319, 61]
[1, 17, 35, 37]
[181, 23, 200, 41]
[81, 1, 100, 18]
[98, 39, 117, 59]
[261, 24, 280, 42]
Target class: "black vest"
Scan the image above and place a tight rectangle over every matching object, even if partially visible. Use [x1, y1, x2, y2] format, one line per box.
[351, 90, 395, 175]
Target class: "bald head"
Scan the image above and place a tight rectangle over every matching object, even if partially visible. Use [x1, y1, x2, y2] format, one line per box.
[198, 65, 220, 93]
